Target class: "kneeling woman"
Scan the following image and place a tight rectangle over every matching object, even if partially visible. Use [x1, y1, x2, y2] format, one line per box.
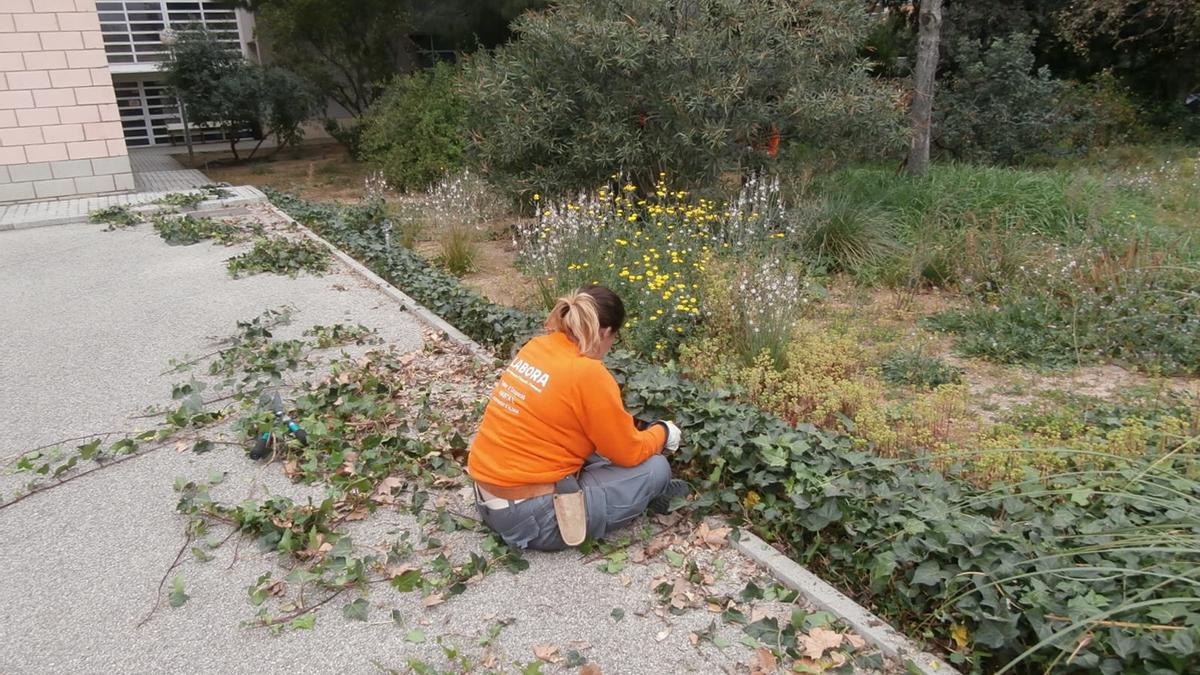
[467, 285, 687, 551]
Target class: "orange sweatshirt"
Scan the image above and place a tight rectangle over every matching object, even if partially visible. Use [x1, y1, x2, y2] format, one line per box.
[467, 331, 666, 487]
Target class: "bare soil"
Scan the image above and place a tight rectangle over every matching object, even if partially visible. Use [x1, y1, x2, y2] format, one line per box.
[415, 235, 538, 310]
[175, 141, 371, 203]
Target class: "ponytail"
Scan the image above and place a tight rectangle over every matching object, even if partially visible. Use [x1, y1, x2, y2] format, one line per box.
[545, 285, 625, 355]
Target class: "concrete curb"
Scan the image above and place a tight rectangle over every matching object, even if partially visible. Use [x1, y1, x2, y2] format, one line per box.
[264, 203, 497, 366]
[732, 532, 960, 675]
[266, 197, 959, 675]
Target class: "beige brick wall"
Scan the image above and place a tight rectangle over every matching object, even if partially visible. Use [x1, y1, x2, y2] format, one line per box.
[0, 0, 133, 203]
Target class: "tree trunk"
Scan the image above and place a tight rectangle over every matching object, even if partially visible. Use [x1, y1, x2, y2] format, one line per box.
[906, 0, 943, 177]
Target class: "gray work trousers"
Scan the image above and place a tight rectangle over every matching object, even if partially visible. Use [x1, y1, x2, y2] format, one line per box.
[475, 453, 671, 551]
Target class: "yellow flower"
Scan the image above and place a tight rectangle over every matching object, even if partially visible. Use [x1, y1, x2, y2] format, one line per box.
[533, 193, 541, 201]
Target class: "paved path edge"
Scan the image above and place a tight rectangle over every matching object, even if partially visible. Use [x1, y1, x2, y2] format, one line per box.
[266, 203, 496, 366]
[732, 532, 960, 675]
[271, 200, 960, 675]
[0, 187, 267, 231]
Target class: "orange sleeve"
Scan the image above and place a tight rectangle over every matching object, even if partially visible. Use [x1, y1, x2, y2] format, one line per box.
[572, 360, 666, 467]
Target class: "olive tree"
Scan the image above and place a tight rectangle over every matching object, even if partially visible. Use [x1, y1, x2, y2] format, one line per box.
[462, 0, 906, 198]
[161, 29, 320, 161]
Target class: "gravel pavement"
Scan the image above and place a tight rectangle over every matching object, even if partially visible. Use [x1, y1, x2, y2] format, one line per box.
[0, 214, 887, 674]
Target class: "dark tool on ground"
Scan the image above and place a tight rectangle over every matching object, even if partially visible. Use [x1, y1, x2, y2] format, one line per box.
[250, 391, 307, 460]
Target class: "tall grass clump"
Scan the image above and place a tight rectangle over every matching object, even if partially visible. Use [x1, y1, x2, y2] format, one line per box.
[422, 170, 504, 277]
[816, 165, 1112, 238]
[796, 196, 898, 274]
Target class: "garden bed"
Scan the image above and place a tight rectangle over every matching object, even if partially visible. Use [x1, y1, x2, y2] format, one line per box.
[267, 187, 1200, 674]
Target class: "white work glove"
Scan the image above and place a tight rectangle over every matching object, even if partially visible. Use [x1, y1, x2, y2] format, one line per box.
[656, 420, 682, 454]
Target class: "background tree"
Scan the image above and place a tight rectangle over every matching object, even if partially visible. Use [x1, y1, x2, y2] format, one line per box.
[161, 29, 319, 161]
[905, 0, 942, 176]
[463, 0, 905, 199]
[1056, 0, 1200, 99]
[359, 62, 466, 190]
[249, 0, 418, 119]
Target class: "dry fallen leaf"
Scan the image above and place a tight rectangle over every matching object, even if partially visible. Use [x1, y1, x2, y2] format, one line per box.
[695, 522, 730, 548]
[533, 644, 560, 662]
[644, 533, 674, 557]
[655, 628, 671, 642]
[800, 626, 844, 660]
[845, 633, 867, 650]
[791, 657, 824, 673]
[421, 594, 446, 608]
[283, 459, 301, 478]
[703, 526, 731, 548]
[371, 475, 404, 504]
[387, 564, 418, 579]
[580, 664, 602, 675]
[749, 647, 778, 674]
[629, 547, 646, 564]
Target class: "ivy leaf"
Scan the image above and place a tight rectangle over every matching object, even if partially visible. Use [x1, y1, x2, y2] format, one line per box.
[391, 569, 424, 592]
[343, 598, 370, 622]
[191, 547, 214, 563]
[611, 608, 625, 622]
[290, 614, 316, 630]
[168, 575, 189, 608]
[911, 561, 944, 586]
[743, 617, 781, 643]
[405, 628, 426, 643]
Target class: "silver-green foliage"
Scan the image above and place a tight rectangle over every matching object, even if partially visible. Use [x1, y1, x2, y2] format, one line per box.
[935, 32, 1068, 164]
[462, 0, 905, 198]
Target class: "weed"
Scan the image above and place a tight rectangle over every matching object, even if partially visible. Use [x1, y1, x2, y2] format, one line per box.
[90, 205, 141, 228]
[226, 237, 330, 278]
[154, 191, 206, 210]
[929, 253, 1200, 375]
[880, 347, 963, 388]
[153, 214, 251, 246]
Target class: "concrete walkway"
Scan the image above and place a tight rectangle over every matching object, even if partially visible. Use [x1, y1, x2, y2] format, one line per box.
[0, 211, 892, 675]
[129, 150, 212, 192]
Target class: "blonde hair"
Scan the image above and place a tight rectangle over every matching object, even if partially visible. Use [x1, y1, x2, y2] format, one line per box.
[546, 290, 602, 354]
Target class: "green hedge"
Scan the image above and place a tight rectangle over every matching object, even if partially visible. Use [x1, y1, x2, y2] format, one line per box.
[268, 190, 1200, 675]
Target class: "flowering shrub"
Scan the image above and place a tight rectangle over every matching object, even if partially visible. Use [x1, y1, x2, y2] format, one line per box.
[516, 176, 718, 357]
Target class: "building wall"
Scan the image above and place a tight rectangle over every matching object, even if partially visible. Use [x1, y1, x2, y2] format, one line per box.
[0, 0, 133, 203]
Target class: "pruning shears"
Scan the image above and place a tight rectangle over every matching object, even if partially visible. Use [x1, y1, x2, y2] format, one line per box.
[250, 391, 308, 460]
